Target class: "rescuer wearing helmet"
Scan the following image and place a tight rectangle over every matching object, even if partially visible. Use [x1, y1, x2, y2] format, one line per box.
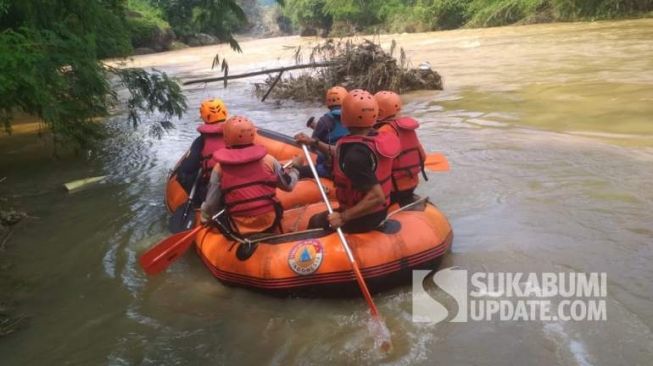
[295, 86, 350, 178]
[302, 90, 400, 233]
[177, 98, 229, 201]
[374, 91, 427, 205]
[200, 116, 299, 235]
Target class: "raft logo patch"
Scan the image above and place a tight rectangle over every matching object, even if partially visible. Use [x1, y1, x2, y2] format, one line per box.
[288, 239, 324, 275]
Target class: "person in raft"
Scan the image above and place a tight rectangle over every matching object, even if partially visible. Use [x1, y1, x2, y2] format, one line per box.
[295, 85, 350, 179]
[176, 98, 228, 201]
[200, 116, 300, 235]
[300, 89, 401, 233]
[373, 91, 427, 206]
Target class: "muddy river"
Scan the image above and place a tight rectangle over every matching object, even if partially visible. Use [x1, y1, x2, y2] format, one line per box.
[1, 18, 652, 365]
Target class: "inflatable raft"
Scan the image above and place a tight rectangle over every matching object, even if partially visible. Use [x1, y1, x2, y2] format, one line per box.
[165, 128, 330, 213]
[194, 197, 453, 296]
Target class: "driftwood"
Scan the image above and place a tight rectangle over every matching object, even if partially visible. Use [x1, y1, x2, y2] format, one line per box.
[183, 62, 335, 86]
[64, 176, 107, 192]
[254, 39, 443, 102]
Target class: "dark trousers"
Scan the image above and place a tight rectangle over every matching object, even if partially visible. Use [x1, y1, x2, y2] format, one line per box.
[390, 189, 416, 206]
[307, 209, 386, 234]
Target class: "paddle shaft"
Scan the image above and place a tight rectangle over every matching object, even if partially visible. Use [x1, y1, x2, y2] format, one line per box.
[184, 168, 203, 213]
[301, 144, 380, 317]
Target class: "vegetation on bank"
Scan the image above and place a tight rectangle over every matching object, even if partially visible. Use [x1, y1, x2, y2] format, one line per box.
[281, 0, 653, 35]
[0, 0, 268, 151]
[0, 1, 187, 152]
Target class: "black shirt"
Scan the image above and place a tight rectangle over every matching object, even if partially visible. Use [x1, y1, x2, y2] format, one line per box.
[337, 137, 387, 232]
[339, 143, 379, 191]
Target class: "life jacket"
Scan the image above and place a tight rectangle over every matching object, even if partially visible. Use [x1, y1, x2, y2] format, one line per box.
[333, 132, 400, 211]
[213, 145, 279, 218]
[375, 117, 426, 192]
[197, 123, 225, 177]
[323, 109, 349, 144]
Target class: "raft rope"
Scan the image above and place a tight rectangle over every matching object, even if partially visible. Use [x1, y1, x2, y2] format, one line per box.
[214, 196, 430, 246]
[378, 196, 429, 227]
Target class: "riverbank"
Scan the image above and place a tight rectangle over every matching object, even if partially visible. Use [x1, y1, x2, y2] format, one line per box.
[282, 0, 653, 37]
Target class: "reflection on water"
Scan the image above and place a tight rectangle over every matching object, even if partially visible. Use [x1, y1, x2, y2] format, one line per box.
[1, 18, 653, 365]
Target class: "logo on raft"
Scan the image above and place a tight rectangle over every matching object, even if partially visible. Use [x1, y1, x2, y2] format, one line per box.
[288, 239, 324, 275]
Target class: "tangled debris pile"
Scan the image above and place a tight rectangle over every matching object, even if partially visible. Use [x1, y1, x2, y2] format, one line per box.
[254, 39, 443, 102]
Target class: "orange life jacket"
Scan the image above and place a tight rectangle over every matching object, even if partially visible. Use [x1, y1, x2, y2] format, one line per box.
[333, 132, 400, 210]
[213, 145, 278, 217]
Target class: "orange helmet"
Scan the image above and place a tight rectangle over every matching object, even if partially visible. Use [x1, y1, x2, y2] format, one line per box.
[199, 98, 228, 124]
[341, 90, 379, 128]
[224, 115, 256, 147]
[374, 91, 402, 121]
[325, 86, 348, 107]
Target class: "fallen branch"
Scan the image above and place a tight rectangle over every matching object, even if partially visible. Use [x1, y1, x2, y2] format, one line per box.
[183, 62, 335, 85]
[63, 176, 107, 192]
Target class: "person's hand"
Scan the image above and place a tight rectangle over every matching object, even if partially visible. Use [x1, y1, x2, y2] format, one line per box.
[305, 116, 316, 129]
[289, 155, 303, 168]
[295, 132, 315, 146]
[328, 211, 346, 228]
[200, 210, 210, 224]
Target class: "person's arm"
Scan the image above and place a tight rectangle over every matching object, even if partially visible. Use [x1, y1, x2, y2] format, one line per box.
[295, 133, 335, 157]
[268, 156, 299, 192]
[179, 136, 203, 175]
[311, 115, 330, 140]
[200, 167, 222, 222]
[328, 184, 385, 227]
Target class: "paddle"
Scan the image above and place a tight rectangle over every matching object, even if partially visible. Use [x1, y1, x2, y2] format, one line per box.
[141, 210, 225, 275]
[257, 128, 301, 147]
[424, 152, 449, 172]
[168, 168, 203, 233]
[301, 144, 392, 351]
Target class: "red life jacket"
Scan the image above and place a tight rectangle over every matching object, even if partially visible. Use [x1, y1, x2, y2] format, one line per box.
[212, 145, 278, 217]
[333, 132, 400, 210]
[375, 117, 426, 191]
[197, 123, 225, 176]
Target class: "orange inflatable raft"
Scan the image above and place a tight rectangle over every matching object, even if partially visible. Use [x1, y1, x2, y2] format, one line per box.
[194, 197, 453, 295]
[165, 128, 333, 213]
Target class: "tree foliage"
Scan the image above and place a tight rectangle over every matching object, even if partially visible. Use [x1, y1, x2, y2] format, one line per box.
[0, 0, 187, 152]
[151, 0, 251, 50]
[281, 0, 653, 34]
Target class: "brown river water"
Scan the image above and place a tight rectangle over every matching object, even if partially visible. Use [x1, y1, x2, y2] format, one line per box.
[1, 19, 652, 365]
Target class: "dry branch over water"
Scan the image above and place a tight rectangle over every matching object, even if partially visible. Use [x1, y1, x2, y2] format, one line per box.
[254, 39, 443, 102]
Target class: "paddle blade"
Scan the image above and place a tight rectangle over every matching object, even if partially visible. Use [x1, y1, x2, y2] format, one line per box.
[168, 205, 196, 233]
[139, 227, 201, 275]
[424, 153, 450, 172]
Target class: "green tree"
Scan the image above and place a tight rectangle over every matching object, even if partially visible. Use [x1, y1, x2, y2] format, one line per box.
[152, 0, 251, 50]
[0, 0, 187, 152]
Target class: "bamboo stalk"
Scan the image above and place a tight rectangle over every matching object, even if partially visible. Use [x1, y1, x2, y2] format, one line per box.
[183, 62, 335, 85]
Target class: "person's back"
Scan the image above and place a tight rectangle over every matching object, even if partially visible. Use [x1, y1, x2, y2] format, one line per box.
[374, 91, 427, 205]
[177, 98, 228, 201]
[201, 116, 299, 235]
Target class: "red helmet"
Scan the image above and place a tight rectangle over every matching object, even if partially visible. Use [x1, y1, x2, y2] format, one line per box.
[374, 91, 402, 121]
[224, 116, 256, 147]
[199, 98, 228, 124]
[325, 86, 348, 107]
[341, 90, 378, 128]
